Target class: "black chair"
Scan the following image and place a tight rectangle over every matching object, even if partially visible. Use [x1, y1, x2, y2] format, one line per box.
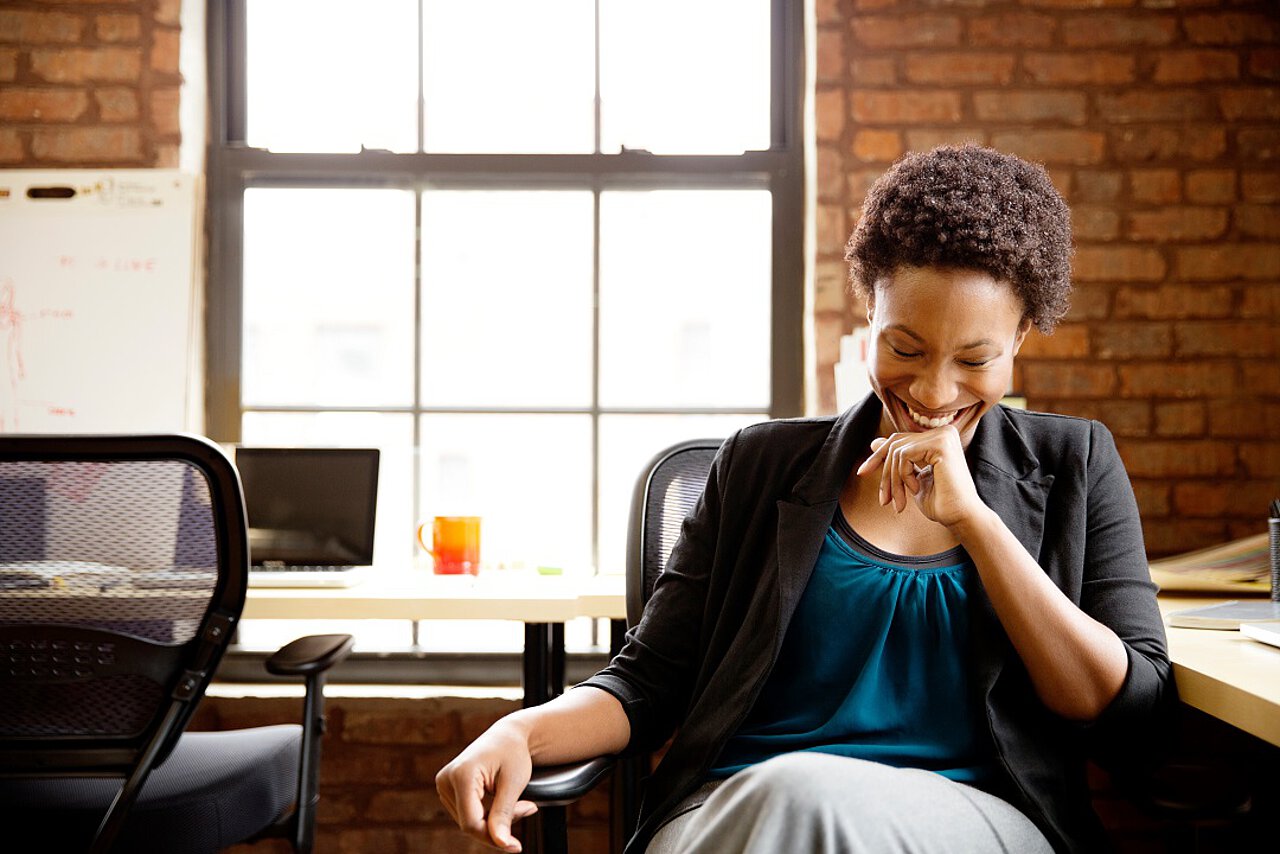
[523, 439, 724, 854]
[0, 434, 353, 854]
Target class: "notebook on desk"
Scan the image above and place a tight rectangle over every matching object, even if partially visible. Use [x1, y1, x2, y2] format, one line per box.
[235, 447, 379, 588]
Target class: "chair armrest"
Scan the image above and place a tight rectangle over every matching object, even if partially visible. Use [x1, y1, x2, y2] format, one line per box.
[522, 756, 615, 807]
[265, 633, 354, 677]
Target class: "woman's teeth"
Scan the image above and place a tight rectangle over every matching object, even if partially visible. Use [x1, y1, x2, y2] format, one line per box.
[907, 405, 960, 429]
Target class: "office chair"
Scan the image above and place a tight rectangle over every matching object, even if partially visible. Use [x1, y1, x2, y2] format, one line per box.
[523, 439, 724, 854]
[0, 434, 353, 854]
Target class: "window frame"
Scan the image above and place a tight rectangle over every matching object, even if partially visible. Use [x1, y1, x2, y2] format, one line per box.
[205, 0, 804, 671]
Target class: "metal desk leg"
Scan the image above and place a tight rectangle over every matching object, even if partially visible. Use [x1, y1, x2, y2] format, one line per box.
[523, 622, 569, 854]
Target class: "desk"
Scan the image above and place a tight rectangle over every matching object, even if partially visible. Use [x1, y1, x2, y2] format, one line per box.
[244, 571, 591, 707]
[1159, 595, 1280, 748]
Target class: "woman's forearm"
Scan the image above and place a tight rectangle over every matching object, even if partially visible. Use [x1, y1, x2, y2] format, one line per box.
[505, 685, 632, 765]
[953, 508, 1129, 721]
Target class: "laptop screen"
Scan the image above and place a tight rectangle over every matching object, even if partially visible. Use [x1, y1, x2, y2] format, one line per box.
[235, 447, 380, 567]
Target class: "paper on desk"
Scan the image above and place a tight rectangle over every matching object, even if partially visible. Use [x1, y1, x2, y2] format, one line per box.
[1147, 532, 1271, 594]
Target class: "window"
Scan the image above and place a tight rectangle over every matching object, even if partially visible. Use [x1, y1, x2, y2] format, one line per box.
[207, 0, 804, 660]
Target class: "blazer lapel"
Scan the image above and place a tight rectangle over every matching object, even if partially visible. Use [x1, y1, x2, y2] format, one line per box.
[967, 406, 1056, 700]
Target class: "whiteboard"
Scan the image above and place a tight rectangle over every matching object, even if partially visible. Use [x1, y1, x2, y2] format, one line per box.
[0, 170, 199, 433]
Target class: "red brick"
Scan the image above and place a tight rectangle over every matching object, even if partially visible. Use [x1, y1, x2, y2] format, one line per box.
[1175, 321, 1276, 357]
[1130, 481, 1170, 517]
[0, 48, 16, 82]
[0, 87, 88, 122]
[851, 129, 901, 163]
[851, 16, 962, 49]
[1184, 13, 1280, 46]
[1115, 440, 1237, 477]
[1017, 324, 1090, 359]
[1062, 14, 1177, 47]
[852, 57, 896, 86]
[815, 89, 845, 143]
[1112, 127, 1227, 162]
[29, 47, 141, 83]
[990, 130, 1106, 166]
[321, 745, 412, 786]
[1242, 171, 1280, 202]
[366, 788, 447, 823]
[1240, 285, 1280, 319]
[817, 204, 847, 255]
[29, 127, 143, 162]
[1175, 245, 1280, 281]
[95, 13, 140, 43]
[968, 13, 1057, 48]
[1022, 0, 1132, 6]
[1219, 88, 1280, 122]
[816, 28, 844, 84]
[1073, 247, 1166, 282]
[151, 27, 180, 75]
[1021, 363, 1117, 398]
[1127, 207, 1228, 242]
[0, 9, 83, 44]
[1064, 284, 1112, 321]
[1073, 205, 1121, 240]
[974, 90, 1086, 125]
[1142, 519, 1231, 558]
[851, 90, 962, 124]
[1240, 442, 1280, 477]
[1024, 53, 1136, 85]
[1129, 169, 1180, 204]
[904, 52, 1016, 85]
[1239, 129, 1280, 161]
[94, 87, 137, 121]
[1152, 49, 1241, 83]
[1241, 363, 1280, 395]
[151, 87, 181, 136]
[1118, 363, 1235, 398]
[1209, 399, 1278, 438]
[1073, 170, 1123, 203]
[1184, 169, 1235, 205]
[1114, 285, 1233, 319]
[1154, 401, 1206, 438]
[1249, 48, 1280, 81]
[1093, 323, 1173, 358]
[1095, 91, 1214, 123]
[1237, 205, 1280, 240]
[815, 260, 850, 315]
[816, 0, 843, 25]
[1173, 481, 1279, 518]
[343, 707, 458, 746]
[847, 168, 884, 205]
[816, 144, 843, 201]
[904, 128, 986, 151]
[156, 0, 182, 27]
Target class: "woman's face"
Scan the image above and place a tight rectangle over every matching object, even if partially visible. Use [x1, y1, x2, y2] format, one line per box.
[866, 266, 1030, 448]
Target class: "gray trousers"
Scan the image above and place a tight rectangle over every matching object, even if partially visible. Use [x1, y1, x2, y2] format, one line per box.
[646, 753, 1054, 854]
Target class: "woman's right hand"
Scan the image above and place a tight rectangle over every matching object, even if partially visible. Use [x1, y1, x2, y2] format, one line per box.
[435, 717, 539, 852]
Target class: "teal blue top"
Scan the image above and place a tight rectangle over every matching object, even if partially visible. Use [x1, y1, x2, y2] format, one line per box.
[708, 514, 994, 785]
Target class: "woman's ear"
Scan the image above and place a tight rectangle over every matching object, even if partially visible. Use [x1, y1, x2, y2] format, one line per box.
[1012, 318, 1033, 356]
[865, 292, 876, 325]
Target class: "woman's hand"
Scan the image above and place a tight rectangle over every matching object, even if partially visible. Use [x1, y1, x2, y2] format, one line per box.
[855, 424, 985, 529]
[435, 719, 539, 852]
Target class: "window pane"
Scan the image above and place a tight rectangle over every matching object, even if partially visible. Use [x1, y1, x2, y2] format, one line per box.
[241, 411, 417, 568]
[599, 190, 772, 408]
[420, 192, 593, 407]
[246, 0, 418, 153]
[419, 415, 592, 572]
[423, 0, 594, 153]
[243, 189, 416, 407]
[597, 414, 763, 573]
[600, 0, 771, 154]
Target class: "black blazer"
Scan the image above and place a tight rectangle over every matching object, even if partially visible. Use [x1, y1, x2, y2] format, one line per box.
[582, 395, 1176, 854]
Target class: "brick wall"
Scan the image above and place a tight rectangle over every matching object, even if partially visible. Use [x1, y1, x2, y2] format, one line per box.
[0, 0, 182, 167]
[816, 0, 1280, 557]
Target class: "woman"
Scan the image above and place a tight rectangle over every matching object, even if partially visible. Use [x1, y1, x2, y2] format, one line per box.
[436, 145, 1174, 853]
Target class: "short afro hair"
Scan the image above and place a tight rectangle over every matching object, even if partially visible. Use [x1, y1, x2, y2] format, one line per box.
[845, 145, 1073, 333]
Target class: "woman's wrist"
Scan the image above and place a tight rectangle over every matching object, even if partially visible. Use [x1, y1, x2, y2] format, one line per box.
[947, 503, 1003, 544]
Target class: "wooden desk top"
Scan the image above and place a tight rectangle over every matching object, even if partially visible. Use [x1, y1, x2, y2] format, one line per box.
[1159, 595, 1280, 747]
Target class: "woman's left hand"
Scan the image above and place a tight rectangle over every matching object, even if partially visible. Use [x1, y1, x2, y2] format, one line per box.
[855, 425, 985, 529]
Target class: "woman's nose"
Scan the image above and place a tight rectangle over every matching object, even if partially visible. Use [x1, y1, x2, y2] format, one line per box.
[909, 369, 957, 411]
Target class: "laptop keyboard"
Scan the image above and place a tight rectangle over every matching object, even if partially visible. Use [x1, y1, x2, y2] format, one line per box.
[251, 565, 355, 573]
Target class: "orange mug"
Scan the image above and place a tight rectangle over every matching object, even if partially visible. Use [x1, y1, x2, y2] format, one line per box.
[418, 516, 481, 575]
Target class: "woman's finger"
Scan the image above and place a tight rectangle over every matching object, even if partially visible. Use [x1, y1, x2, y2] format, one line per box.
[856, 436, 891, 476]
[487, 765, 532, 853]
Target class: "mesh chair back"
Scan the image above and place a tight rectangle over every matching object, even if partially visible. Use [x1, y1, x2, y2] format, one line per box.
[624, 440, 723, 628]
[0, 435, 247, 774]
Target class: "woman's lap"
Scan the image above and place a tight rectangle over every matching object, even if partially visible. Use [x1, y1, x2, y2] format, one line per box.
[646, 752, 1053, 854]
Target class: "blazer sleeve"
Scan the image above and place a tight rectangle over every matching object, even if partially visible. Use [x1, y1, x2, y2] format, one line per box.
[1077, 420, 1177, 763]
[576, 431, 738, 754]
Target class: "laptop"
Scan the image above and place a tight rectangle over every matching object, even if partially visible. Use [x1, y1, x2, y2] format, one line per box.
[236, 447, 380, 588]
[1241, 621, 1280, 649]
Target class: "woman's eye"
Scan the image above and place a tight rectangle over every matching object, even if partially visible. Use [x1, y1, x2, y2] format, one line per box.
[959, 359, 990, 368]
[891, 347, 919, 358]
